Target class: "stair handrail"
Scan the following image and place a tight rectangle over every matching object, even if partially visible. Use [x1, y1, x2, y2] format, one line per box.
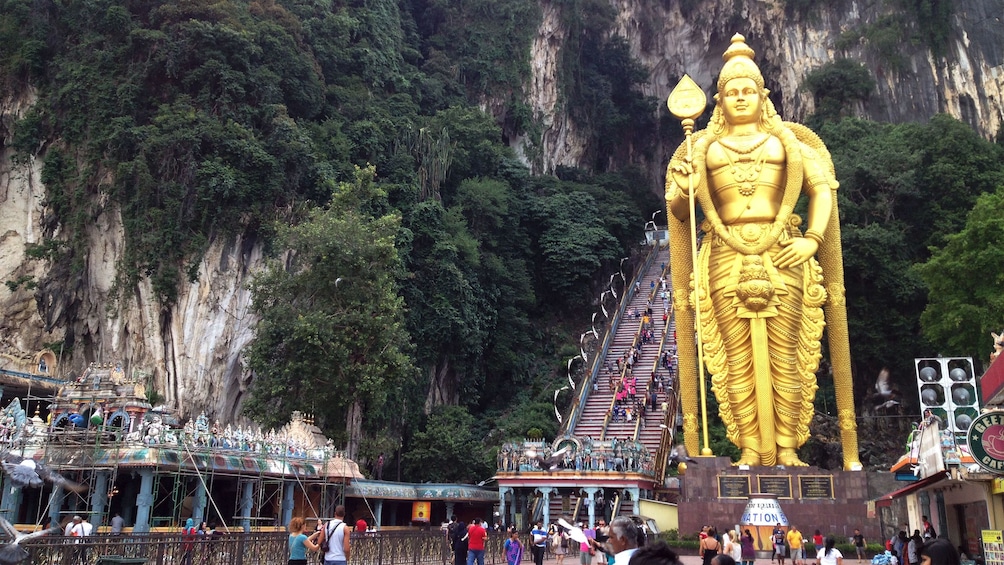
[653, 310, 681, 483]
[562, 244, 659, 435]
[653, 380, 680, 484]
[599, 248, 667, 441]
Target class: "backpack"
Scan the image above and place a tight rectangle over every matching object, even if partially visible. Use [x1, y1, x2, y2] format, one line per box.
[182, 527, 197, 551]
[320, 520, 342, 553]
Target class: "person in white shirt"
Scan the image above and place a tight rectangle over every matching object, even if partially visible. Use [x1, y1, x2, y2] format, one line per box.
[818, 536, 844, 565]
[319, 505, 351, 565]
[609, 517, 640, 565]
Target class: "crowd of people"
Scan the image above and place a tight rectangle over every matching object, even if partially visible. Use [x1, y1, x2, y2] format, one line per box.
[688, 520, 964, 565]
[602, 269, 677, 431]
[435, 513, 967, 565]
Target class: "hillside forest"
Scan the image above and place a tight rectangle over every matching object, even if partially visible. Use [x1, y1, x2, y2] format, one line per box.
[1, 0, 1003, 479]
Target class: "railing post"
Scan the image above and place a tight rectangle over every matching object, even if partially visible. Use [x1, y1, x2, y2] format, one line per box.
[237, 533, 247, 565]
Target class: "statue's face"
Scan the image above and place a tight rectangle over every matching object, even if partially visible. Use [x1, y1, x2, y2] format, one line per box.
[720, 77, 762, 125]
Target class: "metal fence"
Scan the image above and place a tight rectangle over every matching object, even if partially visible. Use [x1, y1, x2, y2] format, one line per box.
[20, 530, 562, 565]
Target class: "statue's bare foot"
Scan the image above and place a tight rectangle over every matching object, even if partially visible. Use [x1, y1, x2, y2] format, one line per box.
[735, 449, 759, 466]
[777, 448, 808, 466]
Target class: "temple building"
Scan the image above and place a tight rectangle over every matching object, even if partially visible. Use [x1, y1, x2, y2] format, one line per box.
[0, 361, 500, 532]
[1, 362, 362, 531]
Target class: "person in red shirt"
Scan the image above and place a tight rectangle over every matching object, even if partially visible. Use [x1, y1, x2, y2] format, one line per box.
[355, 518, 367, 532]
[464, 520, 488, 565]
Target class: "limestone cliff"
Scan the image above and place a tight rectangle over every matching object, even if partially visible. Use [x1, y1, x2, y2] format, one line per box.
[2, 0, 1002, 424]
[527, 0, 1004, 172]
[1, 93, 261, 422]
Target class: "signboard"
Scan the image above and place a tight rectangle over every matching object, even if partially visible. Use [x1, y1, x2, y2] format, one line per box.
[718, 475, 751, 498]
[993, 478, 1004, 494]
[918, 421, 946, 478]
[981, 530, 1004, 565]
[799, 476, 835, 499]
[758, 476, 793, 499]
[411, 501, 431, 522]
[741, 494, 788, 552]
[968, 412, 1004, 474]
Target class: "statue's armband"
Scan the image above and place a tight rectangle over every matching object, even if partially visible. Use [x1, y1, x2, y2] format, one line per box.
[800, 143, 833, 195]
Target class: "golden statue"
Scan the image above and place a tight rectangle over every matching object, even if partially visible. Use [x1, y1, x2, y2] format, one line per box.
[665, 34, 862, 469]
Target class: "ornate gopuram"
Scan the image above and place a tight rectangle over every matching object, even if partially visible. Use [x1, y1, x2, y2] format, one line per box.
[0, 362, 362, 532]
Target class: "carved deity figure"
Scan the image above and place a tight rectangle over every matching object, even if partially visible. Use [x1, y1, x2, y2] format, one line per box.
[666, 34, 860, 468]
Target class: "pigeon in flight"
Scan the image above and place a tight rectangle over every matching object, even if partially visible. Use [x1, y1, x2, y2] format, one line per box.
[1, 452, 87, 493]
[668, 444, 697, 466]
[527, 446, 571, 472]
[0, 517, 61, 565]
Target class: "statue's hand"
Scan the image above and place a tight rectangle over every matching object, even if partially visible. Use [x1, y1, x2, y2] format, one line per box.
[669, 160, 699, 196]
[773, 237, 818, 269]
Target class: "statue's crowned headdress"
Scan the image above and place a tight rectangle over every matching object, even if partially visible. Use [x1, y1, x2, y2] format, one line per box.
[717, 33, 764, 92]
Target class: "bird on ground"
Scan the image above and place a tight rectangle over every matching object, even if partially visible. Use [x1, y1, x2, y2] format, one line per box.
[527, 446, 571, 472]
[1, 452, 88, 493]
[0, 517, 61, 565]
[667, 443, 697, 466]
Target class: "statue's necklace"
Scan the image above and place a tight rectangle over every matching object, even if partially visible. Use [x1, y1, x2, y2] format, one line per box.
[719, 134, 770, 197]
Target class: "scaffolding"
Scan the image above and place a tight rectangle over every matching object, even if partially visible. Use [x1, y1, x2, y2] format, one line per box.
[2, 384, 353, 531]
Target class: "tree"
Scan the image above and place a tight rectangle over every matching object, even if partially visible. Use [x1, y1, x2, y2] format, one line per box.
[917, 187, 1004, 362]
[803, 59, 875, 124]
[817, 116, 1004, 399]
[402, 405, 493, 483]
[245, 166, 418, 459]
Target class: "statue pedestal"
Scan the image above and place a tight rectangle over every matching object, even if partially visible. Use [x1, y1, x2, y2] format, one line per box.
[678, 457, 898, 547]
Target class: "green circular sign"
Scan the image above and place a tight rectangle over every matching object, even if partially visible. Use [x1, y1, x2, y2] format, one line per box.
[966, 411, 1004, 474]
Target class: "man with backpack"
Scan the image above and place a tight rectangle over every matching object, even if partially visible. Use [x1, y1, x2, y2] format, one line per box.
[319, 505, 352, 565]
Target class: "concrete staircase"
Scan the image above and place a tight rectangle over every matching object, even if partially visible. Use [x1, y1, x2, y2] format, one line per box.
[571, 246, 674, 459]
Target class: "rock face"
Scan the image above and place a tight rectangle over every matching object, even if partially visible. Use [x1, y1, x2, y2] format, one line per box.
[2, 0, 1002, 422]
[1, 94, 261, 422]
[527, 0, 1004, 172]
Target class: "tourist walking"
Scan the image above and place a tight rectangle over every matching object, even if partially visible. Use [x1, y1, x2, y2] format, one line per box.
[812, 530, 824, 557]
[464, 518, 488, 565]
[773, 525, 787, 565]
[788, 525, 805, 565]
[532, 520, 548, 565]
[908, 531, 924, 565]
[701, 527, 722, 565]
[818, 537, 843, 565]
[853, 529, 867, 562]
[741, 529, 756, 565]
[581, 523, 597, 565]
[553, 526, 569, 565]
[505, 530, 524, 565]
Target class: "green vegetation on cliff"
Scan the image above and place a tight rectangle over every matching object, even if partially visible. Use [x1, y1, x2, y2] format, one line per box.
[3, 0, 1002, 476]
[2, 0, 659, 477]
